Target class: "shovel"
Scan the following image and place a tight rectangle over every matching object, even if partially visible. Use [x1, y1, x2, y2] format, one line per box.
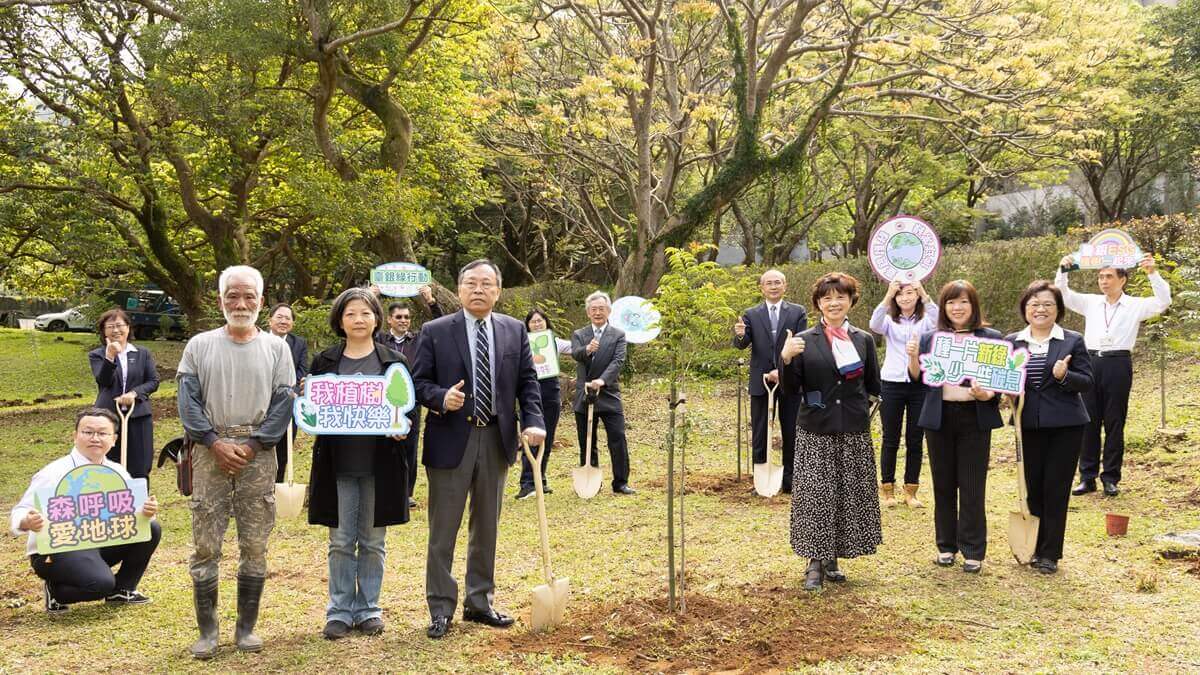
[521, 432, 570, 630]
[753, 375, 784, 497]
[1009, 395, 1039, 564]
[274, 422, 306, 519]
[116, 403, 132, 468]
[571, 387, 603, 499]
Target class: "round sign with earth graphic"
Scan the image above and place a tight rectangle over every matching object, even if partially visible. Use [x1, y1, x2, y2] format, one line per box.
[610, 296, 661, 344]
[867, 215, 941, 283]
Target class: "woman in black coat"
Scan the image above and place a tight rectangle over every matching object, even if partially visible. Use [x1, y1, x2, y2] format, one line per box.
[88, 308, 160, 479]
[909, 280, 1002, 574]
[779, 272, 883, 592]
[306, 288, 409, 640]
[1006, 280, 1093, 575]
[515, 308, 572, 499]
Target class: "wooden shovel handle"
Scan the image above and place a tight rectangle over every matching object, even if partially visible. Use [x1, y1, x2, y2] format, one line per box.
[118, 404, 132, 468]
[520, 430, 554, 586]
[285, 420, 295, 486]
[1013, 395, 1031, 516]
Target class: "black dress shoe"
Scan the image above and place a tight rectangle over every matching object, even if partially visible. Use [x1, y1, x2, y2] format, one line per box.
[822, 559, 846, 583]
[803, 558, 824, 591]
[1071, 480, 1096, 496]
[1102, 481, 1120, 497]
[427, 615, 452, 639]
[515, 486, 535, 500]
[613, 485, 636, 495]
[1035, 559, 1058, 574]
[409, 498, 418, 509]
[462, 607, 515, 628]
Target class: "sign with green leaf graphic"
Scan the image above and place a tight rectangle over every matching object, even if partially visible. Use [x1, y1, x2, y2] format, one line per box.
[293, 363, 416, 435]
[528, 330, 560, 380]
[918, 331, 1029, 395]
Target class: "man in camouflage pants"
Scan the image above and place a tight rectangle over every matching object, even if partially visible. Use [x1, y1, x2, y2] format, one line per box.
[177, 265, 295, 659]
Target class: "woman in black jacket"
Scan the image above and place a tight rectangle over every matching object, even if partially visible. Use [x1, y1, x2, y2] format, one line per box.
[1006, 280, 1093, 575]
[515, 308, 572, 500]
[88, 308, 160, 479]
[909, 280, 1002, 574]
[780, 272, 882, 591]
[307, 288, 409, 640]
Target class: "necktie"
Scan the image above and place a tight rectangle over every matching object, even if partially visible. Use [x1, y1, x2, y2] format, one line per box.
[474, 319, 492, 424]
[770, 305, 779, 335]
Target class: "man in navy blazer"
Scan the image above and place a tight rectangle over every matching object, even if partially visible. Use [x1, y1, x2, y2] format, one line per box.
[411, 259, 544, 639]
[733, 269, 808, 492]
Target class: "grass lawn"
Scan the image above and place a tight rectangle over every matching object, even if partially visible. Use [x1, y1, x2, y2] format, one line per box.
[1, 333, 1198, 673]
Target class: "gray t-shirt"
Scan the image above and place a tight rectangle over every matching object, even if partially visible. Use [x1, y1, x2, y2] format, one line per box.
[177, 327, 295, 432]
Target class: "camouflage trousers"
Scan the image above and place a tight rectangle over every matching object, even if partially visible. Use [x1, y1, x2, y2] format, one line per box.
[188, 439, 277, 582]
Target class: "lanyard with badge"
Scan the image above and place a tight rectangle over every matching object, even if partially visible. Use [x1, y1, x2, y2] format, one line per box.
[1101, 301, 1119, 348]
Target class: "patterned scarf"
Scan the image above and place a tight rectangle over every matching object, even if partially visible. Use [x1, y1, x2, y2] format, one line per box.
[823, 318, 864, 380]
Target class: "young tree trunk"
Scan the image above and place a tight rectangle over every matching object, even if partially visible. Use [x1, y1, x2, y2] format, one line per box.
[666, 376, 678, 612]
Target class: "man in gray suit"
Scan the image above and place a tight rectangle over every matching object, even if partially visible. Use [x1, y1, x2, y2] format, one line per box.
[571, 291, 634, 495]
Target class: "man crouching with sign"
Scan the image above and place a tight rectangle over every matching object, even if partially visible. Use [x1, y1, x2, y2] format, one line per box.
[10, 407, 161, 613]
[177, 265, 295, 659]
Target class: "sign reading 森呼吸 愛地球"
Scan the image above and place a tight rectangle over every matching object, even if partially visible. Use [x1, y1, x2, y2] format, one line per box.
[34, 465, 151, 555]
[371, 263, 432, 298]
[918, 331, 1029, 396]
[868, 215, 941, 284]
[294, 363, 417, 435]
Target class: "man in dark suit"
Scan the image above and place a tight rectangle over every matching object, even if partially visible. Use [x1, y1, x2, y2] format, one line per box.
[410, 259, 545, 639]
[376, 286, 444, 508]
[733, 269, 808, 492]
[571, 291, 634, 494]
[267, 303, 308, 483]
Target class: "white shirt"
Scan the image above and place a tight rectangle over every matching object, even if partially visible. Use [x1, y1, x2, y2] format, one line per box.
[1056, 269, 1171, 351]
[1016, 323, 1066, 356]
[10, 448, 137, 556]
[111, 342, 139, 391]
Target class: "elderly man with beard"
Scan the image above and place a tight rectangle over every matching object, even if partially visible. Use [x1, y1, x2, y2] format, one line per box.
[177, 265, 295, 659]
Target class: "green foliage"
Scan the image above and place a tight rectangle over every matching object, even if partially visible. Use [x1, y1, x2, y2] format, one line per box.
[290, 299, 336, 354]
[651, 246, 742, 380]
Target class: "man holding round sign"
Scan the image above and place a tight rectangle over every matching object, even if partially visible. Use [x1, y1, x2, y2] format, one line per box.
[1056, 250, 1171, 497]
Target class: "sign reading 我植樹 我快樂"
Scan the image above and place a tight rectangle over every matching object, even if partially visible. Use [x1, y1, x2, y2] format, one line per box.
[371, 263, 432, 298]
[34, 465, 151, 555]
[918, 331, 1029, 396]
[529, 330, 560, 380]
[294, 363, 417, 435]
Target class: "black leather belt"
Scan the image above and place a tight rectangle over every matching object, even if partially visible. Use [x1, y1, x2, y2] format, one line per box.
[467, 415, 497, 428]
[1088, 350, 1131, 358]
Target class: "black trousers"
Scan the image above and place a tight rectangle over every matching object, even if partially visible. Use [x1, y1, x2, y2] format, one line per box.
[273, 423, 301, 483]
[1080, 354, 1132, 484]
[106, 414, 154, 480]
[879, 380, 927, 485]
[30, 520, 161, 604]
[576, 409, 630, 489]
[925, 403, 991, 560]
[520, 393, 560, 489]
[750, 392, 800, 487]
[1023, 425, 1084, 562]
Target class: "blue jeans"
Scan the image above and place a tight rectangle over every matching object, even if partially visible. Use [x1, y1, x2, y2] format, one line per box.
[328, 476, 387, 625]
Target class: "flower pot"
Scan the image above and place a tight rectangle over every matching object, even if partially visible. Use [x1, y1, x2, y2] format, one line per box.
[1105, 513, 1129, 537]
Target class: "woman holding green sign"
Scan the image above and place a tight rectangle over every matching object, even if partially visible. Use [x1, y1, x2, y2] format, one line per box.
[306, 287, 410, 640]
[516, 309, 572, 500]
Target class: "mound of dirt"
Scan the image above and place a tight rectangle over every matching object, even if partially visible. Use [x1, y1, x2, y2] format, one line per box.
[494, 583, 952, 672]
[646, 472, 791, 507]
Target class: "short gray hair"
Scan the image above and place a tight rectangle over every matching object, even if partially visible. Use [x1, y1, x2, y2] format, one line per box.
[585, 291, 611, 309]
[218, 265, 264, 297]
[458, 259, 503, 287]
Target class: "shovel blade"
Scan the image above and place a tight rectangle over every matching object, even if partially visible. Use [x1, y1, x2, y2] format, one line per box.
[753, 463, 780, 497]
[531, 577, 570, 631]
[1008, 511, 1040, 564]
[274, 483, 307, 520]
[572, 467, 602, 499]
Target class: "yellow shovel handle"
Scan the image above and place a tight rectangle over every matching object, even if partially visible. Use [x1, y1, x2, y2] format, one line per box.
[520, 431, 555, 587]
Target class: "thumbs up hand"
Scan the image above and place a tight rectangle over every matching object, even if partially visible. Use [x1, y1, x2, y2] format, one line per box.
[780, 329, 806, 363]
[444, 380, 467, 411]
[1052, 354, 1072, 381]
[733, 316, 746, 338]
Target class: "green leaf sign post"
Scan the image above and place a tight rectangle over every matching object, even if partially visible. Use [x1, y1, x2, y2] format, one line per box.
[528, 330, 560, 380]
[293, 363, 417, 435]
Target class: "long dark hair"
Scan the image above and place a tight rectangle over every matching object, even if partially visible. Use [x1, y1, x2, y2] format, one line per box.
[886, 285, 927, 322]
[935, 279, 989, 331]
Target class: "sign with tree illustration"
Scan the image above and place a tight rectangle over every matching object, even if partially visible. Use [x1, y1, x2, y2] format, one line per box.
[918, 332, 1029, 395]
[33, 465, 151, 555]
[293, 363, 417, 435]
[867, 215, 942, 283]
[529, 330, 560, 380]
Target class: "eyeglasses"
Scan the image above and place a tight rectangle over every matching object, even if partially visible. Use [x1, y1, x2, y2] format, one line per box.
[79, 430, 114, 439]
[104, 323, 128, 331]
[462, 282, 497, 291]
[1027, 302, 1057, 310]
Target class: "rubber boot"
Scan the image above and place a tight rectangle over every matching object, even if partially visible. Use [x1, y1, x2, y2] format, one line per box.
[189, 577, 220, 660]
[803, 558, 824, 592]
[234, 575, 265, 652]
[903, 483, 925, 509]
[879, 482, 897, 508]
